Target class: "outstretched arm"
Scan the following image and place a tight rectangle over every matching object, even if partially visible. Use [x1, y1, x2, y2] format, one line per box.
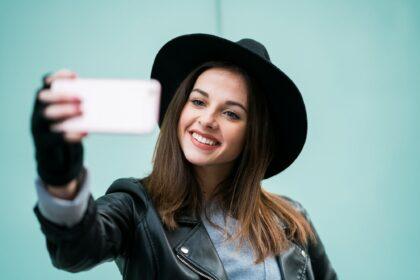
[33, 177, 140, 272]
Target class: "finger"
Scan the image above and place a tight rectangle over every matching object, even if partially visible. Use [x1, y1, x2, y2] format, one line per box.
[63, 132, 87, 143]
[38, 90, 81, 104]
[43, 103, 82, 120]
[45, 69, 78, 85]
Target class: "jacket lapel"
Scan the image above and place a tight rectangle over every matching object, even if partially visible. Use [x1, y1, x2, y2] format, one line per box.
[165, 215, 307, 280]
[276, 242, 308, 280]
[165, 215, 228, 280]
[174, 221, 308, 280]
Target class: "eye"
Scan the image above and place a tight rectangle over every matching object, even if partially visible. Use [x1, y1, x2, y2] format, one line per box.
[190, 99, 240, 120]
[224, 111, 240, 120]
[191, 99, 204, 106]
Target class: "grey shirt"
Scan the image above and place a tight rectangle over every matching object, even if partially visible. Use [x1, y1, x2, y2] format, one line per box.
[201, 202, 281, 280]
[34, 172, 281, 279]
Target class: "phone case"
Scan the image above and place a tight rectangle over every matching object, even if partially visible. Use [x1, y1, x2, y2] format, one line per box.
[50, 78, 161, 135]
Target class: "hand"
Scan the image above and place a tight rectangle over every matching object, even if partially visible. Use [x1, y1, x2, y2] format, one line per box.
[31, 69, 88, 187]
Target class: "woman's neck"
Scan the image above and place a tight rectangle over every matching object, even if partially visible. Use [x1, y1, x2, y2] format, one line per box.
[194, 162, 233, 201]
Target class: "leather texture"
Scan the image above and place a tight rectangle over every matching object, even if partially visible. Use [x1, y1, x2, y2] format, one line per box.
[34, 177, 338, 279]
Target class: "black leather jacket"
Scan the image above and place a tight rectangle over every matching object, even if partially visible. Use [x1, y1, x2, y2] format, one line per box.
[34, 177, 338, 279]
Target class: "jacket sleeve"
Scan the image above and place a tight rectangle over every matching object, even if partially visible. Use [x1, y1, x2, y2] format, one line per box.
[33, 177, 144, 273]
[283, 197, 338, 280]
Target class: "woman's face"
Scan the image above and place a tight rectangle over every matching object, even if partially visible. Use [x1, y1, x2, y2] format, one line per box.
[177, 67, 248, 170]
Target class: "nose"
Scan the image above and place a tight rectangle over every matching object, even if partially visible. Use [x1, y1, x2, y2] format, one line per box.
[198, 111, 218, 130]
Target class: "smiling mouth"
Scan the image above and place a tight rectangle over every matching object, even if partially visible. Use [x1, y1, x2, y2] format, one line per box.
[189, 132, 221, 148]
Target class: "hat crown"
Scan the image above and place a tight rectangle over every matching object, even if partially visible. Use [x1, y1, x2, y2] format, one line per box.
[236, 38, 271, 61]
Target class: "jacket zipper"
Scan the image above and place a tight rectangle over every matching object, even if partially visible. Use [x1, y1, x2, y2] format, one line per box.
[176, 253, 216, 280]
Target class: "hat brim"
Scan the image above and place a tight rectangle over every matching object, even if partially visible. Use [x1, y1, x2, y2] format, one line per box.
[151, 33, 307, 179]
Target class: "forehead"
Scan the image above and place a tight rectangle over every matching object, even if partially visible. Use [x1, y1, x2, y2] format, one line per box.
[192, 67, 248, 106]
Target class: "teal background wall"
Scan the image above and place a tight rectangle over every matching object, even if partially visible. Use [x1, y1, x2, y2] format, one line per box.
[1, 0, 419, 279]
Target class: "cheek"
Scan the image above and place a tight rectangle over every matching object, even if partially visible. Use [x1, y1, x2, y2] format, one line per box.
[225, 125, 247, 152]
[177, 113, 186, 141]
[178, 107, 192, 139]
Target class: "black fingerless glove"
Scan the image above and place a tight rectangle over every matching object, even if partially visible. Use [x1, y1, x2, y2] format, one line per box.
[30, 74, 84, 187]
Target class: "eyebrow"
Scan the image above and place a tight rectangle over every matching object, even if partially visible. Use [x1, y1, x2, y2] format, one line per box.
[191, 88, 248, 113]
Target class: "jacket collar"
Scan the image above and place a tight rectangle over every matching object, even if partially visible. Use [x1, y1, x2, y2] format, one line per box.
[276, 242, 308, 279]
[169, 214, 308, 280]
[166, 215, 228, 280]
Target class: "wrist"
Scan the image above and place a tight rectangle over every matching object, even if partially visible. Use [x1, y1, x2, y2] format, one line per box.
[46, 180, 78, 200]
[45, 167, 86, 200]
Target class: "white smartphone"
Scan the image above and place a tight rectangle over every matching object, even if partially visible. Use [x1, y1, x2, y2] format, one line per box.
[50, 78, 161, 134]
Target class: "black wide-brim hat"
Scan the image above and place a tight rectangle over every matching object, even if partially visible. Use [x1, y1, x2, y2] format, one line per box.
[151, 33, 307, 179]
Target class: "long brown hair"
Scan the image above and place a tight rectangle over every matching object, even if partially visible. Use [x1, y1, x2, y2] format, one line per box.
[142, 61, 315, 263]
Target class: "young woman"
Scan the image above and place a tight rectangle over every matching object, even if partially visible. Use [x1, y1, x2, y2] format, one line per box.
[31, 33, 337, 279]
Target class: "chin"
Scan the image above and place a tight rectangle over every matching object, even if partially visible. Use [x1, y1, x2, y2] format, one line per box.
[184, 154, 216, 166]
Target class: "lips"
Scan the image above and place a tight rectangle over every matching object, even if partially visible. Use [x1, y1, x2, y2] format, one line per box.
[189, 130, 221, 145]
[189, 132, 221, 151]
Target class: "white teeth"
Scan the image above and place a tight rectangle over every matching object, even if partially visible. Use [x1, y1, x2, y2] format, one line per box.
[192, 132, 218, 146]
